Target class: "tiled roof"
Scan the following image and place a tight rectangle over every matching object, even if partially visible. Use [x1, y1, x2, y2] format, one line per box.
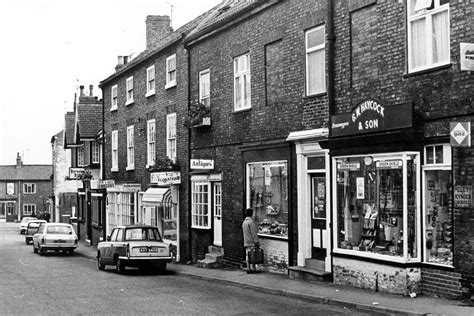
[0, 165, 52, 181]
[64, 112, 76, 147]
[185, 0, 266, 43]
[76, 104, 102, 139]
[99, 8, 213, 86]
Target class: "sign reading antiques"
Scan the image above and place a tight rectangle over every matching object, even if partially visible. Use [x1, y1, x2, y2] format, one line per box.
[454, 185, 472, 208]
[450, 122, 471, 147]
[90, 179, 115, 190]
[69, 167, 85, 180]
[150, 171, 181, 186]
[190, 159, 214, 170]
[331, 101, 413, 137]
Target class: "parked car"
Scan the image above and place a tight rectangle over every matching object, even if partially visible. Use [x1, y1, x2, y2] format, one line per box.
[97, 225, 173, 274]
[19, 217, 37, 234]
[32, 223, 77, 256]
[25, 220, 47, 245]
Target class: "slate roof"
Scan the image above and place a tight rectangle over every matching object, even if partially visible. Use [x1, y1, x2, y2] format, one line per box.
[99, 8, 214, 87]
[64, 112, 76, 147]
[75, 104, 102, 139]
[0, 165, 52, 181]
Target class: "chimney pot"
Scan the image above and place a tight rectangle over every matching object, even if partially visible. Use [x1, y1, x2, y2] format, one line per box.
[79, 85, 84, 96]
[89, 85, 93, 97]
[16, 152, 22, 168]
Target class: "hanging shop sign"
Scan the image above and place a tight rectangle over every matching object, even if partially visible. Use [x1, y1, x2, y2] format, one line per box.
[331, 101, 412, 137]
[90, 179, 115, 190]
[69, 167, 85, 179]
[454, 185, 472, 208]
[190, 159, 214, 170]
[150, 171, 181, 186]
[450, 122, 471, 147]
[460, 43, 474, 71]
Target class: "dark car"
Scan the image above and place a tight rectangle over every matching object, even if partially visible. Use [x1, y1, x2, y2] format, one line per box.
[97, 225, 172, 274]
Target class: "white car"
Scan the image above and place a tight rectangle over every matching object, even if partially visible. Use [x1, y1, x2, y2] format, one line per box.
[25, 220, 47, 245]
[20, 217, 37, 234]
[32, 223, 78, 256]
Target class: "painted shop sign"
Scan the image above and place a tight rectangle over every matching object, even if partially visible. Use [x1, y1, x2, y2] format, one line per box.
[90, 179, 115, 190]
[69, 167, 85, 180]
[454, 185, 472, 208]
[150, 171, 181, 186]
[190, 159, 214, 170]
[337, 162, 360, 171]
[376, 160, 402, 170]
[331, 101, 413, 137]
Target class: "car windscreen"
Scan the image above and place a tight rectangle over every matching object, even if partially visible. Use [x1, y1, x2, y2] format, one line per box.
[28, 222, 42, 228]
[46, 226, 72, 234]
[125, 228, 162, 241]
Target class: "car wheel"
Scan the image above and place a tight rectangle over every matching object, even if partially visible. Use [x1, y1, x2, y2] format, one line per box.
[39, 247, 45, 256]
[115, 258, 125, 274]
[97, 254, 105, 270]
[33, 243, 38, 253]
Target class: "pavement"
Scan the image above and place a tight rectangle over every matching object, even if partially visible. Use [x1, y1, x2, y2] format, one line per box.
[75, 241, 473, 316]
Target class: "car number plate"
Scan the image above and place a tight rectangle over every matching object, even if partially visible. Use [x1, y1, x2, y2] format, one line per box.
[139, 247, 161, 253]
[54, 240, 66, 243]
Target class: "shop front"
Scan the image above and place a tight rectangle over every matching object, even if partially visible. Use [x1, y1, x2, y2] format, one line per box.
[322, 100, 425, 295]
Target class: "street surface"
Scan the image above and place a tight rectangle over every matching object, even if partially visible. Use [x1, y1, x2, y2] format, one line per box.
[0, 222, 383, 315]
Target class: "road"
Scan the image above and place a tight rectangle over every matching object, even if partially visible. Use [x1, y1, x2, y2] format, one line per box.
[0, 222, 383, 315]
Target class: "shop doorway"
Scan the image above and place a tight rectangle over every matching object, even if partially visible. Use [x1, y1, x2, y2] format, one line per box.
[311, 174, 327, 260]
[213, 182, 222, 246]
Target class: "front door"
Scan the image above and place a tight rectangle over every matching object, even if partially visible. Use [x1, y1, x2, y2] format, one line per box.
[311, 174, 327, 260]
[213, 182, 222, 246]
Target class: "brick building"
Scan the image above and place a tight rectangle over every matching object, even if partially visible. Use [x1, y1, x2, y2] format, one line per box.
[0, 153, 53, 222]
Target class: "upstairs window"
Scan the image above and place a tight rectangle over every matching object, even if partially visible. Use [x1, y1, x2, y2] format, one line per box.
[234, 53, 251, 111]
[111, 130, 118, 171]
[92, 141, 100, 164]
[165, 54, 177, 89]
[199, 69, 210, 107]
[306, 25, 326, 95]
[166, 113, 177, 162]
[126, 125, 135, 170]
[126, 76, 134, 105]
[111, 85, 118, 111]
[23, 204, 36, 215]
[146, 65, 155, 96]
[23, 183, 36, 194]
[407, 0, 450, 73]
[77, 145, 85, 166]
[147, 119, 156, 166]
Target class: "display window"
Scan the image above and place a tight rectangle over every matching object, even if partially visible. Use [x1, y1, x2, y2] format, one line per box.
[422, 144, 453, 266]
[333, 152, 420, 262]
[247, 161, 288, 239]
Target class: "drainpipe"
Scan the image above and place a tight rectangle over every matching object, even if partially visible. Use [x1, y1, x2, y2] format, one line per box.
[186, 46, 193, 263]
[327, 0, 335, 124]
[101, 87, 107, 243]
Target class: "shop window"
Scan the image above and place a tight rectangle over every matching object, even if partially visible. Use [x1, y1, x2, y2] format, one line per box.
[23, 183, 36, 194]
[407, 0, 450, 73]
[334, 153, 420, 261]
[191, 180, 210, 229]
[423, 144, 452, 266]
[247, 161, 288, 239]
[106, 193, 117, 234]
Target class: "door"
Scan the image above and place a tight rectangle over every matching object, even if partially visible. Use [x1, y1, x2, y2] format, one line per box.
[311, 174, 327, 260]
[213, 182, 222, 246]
[0, 203, 5, 220]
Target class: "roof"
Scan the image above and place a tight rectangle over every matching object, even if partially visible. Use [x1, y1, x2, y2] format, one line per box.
[64, 112, 76, 147]
[51, 130, 63, 145]
[184, 0, 269, 43]
[0, 165, 52, 181]
[75, 104, 102, 139]
[99, 8, 214, 87]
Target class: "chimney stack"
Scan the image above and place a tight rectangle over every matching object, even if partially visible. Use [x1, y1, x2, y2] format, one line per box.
[146, 15, 173, 49]
[89, 85, 93, 97]
[79, 85, 85, 96]
[16, 152, 22, 169]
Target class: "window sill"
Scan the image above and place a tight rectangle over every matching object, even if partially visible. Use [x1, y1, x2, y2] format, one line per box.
[304, 91, 327, 99]
[258, 233, 288, 241]
[125, 99, 134, 106]
[145, 90, 155, 98]
[126, 166, 135, 171]
[110, 168, 119, 172]
[403, 63, 452, 78]
[191, 226, 211, 230]
[333, 248, 417, 264]
[110, 106, 118, 112]
[165, 82, 176, 90]
[232, 107, 252, 114]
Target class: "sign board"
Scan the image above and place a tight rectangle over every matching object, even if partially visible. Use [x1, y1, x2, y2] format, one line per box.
[337, 162, 360, 171]
[150, 171, 181, 186]
[6, 183, 15, 195]
[90, 179, 115, 190]
[356, 177, 365, 199]
[450, 122, 471, 147]
[376, 160, 403, 169]
[460, 43, 474, 71]
[454, 185, 472, 208]
[190, 159, 214, 170]
[331, 101, 412, 137]
[69, 167, 85, 179]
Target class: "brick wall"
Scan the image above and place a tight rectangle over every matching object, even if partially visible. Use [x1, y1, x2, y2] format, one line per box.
[422, 267, 464, 299]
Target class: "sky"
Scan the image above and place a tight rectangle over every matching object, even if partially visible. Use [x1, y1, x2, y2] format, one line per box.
[0, 0, 221, 165]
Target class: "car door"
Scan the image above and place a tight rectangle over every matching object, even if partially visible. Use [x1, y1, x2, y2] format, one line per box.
[113, 228, 126, 257]
[33, 223, 45, 247]
[102, 228, 118, 264]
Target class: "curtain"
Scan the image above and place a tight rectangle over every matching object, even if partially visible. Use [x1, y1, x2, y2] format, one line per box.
[307, 49, 325, 95]
[410, 17, 426, 69]
[432, 10, 449, 64]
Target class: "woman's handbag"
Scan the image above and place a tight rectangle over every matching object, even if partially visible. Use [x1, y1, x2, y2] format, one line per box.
[248, 246, 264, 264]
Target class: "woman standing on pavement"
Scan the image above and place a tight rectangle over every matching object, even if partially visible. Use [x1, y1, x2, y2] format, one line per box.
[242, 208, 260, 274]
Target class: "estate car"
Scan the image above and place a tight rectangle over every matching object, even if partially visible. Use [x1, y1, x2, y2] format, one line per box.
[97, 225, 172, 274]
[20, 217, 37, 234]
[32, 223, 78, 255]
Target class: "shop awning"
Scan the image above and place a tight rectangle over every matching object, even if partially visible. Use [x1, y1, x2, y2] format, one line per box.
[142, 187, 170, 207]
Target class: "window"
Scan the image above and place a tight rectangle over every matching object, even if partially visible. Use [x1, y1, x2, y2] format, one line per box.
[166, 113, 177, 162]
[423, 144, 453, 266]
[126, 125, 134, 170]
[234, 53, 251, 111]
[165, 54, 177, 89]
[146, 65, 155, 96]
[147, 119, 156, 166]
[333, 152, 420, 262]
[407, 0, 450, 73]
[23, 183, 36, 194]
[111, 130, 118, 171]
[199, 69, 210, 107]
[214, 182, 222, 219]
[92, 141, 100, 164]
[77, 145, 85, 166]
[111, 85, 118, 111]
[126, 76, 134, 105]
[191, 180, 210, 229]
[247, 161, 289, 238]
[107, 192, 136, 232]
[306, 25, 326, 95]
[23, 204, 36, 215]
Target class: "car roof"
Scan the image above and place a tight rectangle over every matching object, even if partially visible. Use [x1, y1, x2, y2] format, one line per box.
[114, 225, 158, 229]
[42, 223, 73, 227]
[22, 217, 37, 221]
[28, 220, 46, 224]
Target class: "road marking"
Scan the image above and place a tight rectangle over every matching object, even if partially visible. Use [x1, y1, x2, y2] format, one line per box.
[19, 260, 27, 266]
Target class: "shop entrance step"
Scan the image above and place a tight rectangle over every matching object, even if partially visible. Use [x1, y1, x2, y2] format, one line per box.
[288, 259, 332, 282]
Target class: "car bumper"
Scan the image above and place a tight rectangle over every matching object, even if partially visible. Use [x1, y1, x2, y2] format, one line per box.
[118, 256, 172, 263]
[41, 244, 77, 250]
